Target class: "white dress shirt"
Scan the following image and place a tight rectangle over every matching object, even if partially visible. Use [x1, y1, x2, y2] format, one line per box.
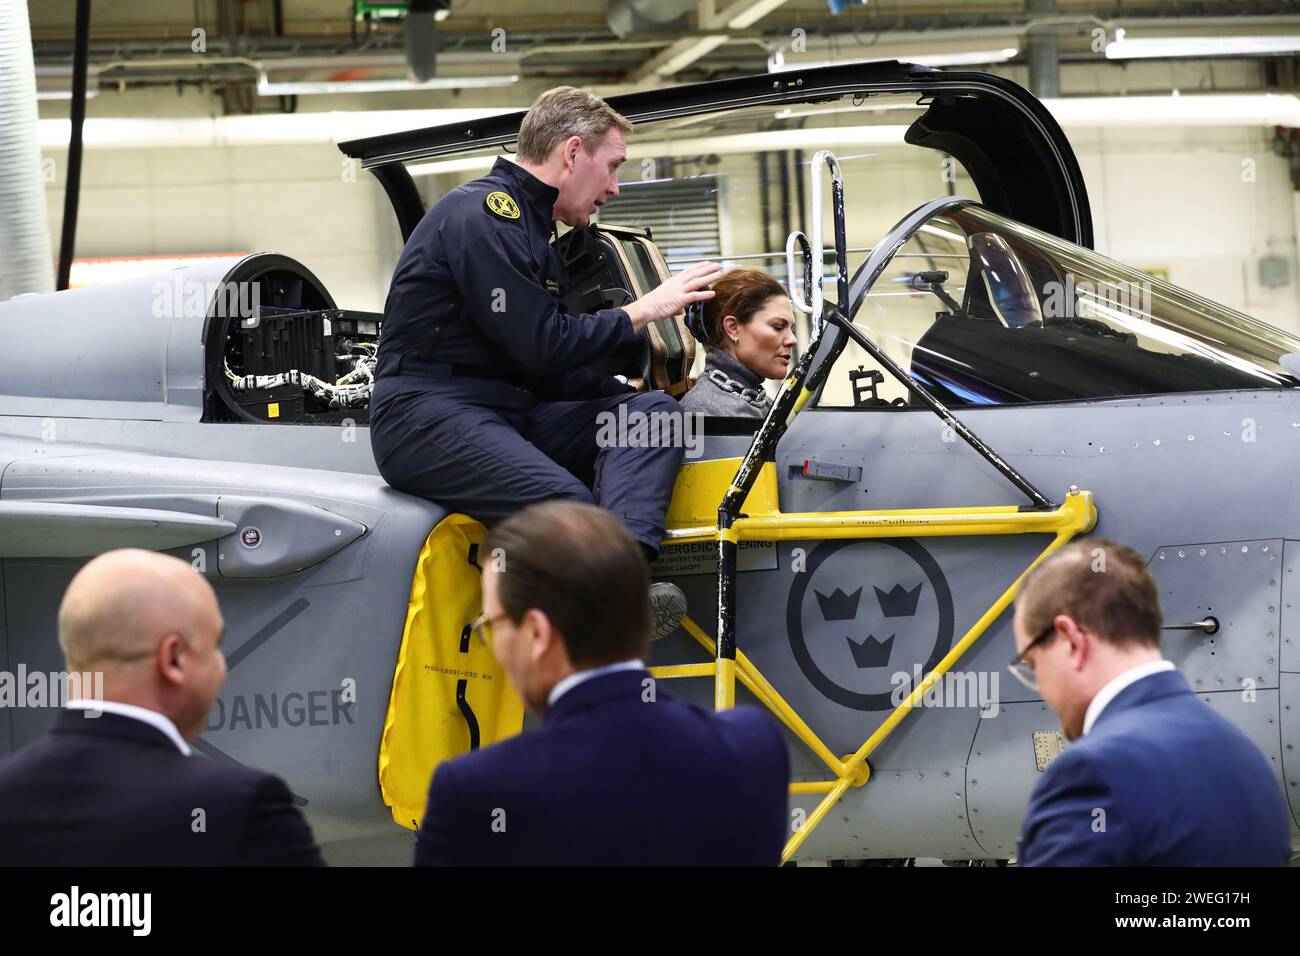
[65, 699, 191, 756]
[547, 659, 645, 708]
[1081, 659, 1176, 736]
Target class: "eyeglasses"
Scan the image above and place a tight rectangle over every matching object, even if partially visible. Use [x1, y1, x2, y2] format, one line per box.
[1007, 622, 1058, 690]
[469, 611, 511, 648]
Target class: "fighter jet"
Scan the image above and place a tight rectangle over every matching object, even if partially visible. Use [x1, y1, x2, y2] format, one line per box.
[1, 61, 1296, 864]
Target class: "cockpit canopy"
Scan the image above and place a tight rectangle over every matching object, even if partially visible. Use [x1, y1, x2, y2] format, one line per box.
[817, 200, 1300, 408]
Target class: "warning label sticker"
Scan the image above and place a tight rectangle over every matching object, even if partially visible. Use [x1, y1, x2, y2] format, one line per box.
[652, 539, 779, 577]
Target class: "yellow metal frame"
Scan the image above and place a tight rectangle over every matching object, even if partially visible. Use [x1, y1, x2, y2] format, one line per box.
[652, 460, 1096, 862]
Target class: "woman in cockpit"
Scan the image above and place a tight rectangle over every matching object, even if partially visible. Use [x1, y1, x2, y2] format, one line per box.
[679, 268, 797, 418]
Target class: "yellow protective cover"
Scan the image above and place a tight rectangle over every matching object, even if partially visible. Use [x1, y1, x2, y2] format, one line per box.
[377, 513, 525, 829]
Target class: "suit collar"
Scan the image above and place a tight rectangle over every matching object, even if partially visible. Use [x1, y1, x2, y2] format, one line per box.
[490, 156, 559, 211]
[65, 699, 191, 754]
[547, 659, 645, 709]
[544, 668, 655, 726]
[1089, 667, 1190, 732]
[51, 707, 187, 754]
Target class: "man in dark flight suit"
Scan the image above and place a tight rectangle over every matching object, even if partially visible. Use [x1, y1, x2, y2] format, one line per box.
[371, 86, 719, 636]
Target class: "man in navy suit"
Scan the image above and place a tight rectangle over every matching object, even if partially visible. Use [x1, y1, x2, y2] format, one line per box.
[1011, 539, 1291, 866]
[414, 501, 790, 866]
[0, 549, 324, 866]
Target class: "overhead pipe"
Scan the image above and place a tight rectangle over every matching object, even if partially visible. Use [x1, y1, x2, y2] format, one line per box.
[1027, 0, 1062, 99]
[607, 0, 699, 39]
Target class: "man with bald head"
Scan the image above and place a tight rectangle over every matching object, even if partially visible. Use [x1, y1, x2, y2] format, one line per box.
[1010, 538, 1289, 866]
[0, 549, 324, 866]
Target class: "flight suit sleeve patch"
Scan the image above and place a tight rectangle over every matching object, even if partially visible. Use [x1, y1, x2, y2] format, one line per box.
[484, 191, 521, 221]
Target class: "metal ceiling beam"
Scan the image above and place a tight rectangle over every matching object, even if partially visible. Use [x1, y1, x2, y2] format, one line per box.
[628, 34, 730, 83]
[715, 0, 790, 30]
[628, 0, 791, 83]
[29, 7, 1300, 94]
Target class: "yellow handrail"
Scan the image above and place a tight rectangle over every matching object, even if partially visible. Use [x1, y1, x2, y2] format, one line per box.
[651, 488, 1096, 863]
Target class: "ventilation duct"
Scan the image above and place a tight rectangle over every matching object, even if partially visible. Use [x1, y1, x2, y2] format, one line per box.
[607, 0, 698, 39]
[0, 0, 54, 299]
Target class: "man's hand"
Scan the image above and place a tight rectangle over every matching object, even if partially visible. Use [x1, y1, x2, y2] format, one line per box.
[624, 261, 723, 332]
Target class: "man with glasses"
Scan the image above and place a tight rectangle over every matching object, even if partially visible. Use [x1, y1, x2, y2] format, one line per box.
[413, 500, 789, 866]
[1009, 538, 1289, 866]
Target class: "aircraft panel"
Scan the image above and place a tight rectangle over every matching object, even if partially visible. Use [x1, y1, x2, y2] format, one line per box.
[783, 396, 1300, 543]
[0, 417, 384, 477]
[0, 557, 10, 757]
[0, 439, 448, 848]
[1282, 541, 1300, 674]
[1196, 687, 1287, 786]
[1151, 539, 1282, 693]
[788, 764, 981, 862]
[967, 700, 1072, 858]
[1198, 687, 1297, 844]
[3, 560, 79, 748]
[1280, 673, 1300, 830]
[654, 534, 1038, 768]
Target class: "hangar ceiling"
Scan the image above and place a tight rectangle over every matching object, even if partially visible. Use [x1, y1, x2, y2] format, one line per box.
[24, 0, 1300, 113]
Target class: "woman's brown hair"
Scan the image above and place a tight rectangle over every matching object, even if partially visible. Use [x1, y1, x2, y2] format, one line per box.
[701, 268, 788, 350]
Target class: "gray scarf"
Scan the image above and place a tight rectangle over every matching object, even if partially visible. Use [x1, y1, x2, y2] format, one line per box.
[699, 350, 772, 413]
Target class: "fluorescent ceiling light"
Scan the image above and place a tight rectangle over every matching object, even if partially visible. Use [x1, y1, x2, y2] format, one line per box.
[408, 155, 502, 177]
[257, 72, 518, 96]
[405, 94, 1300, 178]
[774, 102, 925, 120]
[409, 126, 912, 177]
[35, 64, 100, 100]
[38, 92, 1300, 154]
[36, 107, 516, 149]
[909, 48, 1019, 67]
[1041, 93, 1300, 127]
[1106, 33, 1300, 59]
[770, 49, 1017, 71]
[37, 88, 98, 101]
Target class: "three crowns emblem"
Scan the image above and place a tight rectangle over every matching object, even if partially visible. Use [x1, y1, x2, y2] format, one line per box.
[814, 583, 922, 668]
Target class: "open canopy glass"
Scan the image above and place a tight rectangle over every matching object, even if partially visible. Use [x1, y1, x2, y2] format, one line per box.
[818, 198, 1300, 408]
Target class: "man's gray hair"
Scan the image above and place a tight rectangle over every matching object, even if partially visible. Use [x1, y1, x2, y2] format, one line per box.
[516, 86, 633, 164]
